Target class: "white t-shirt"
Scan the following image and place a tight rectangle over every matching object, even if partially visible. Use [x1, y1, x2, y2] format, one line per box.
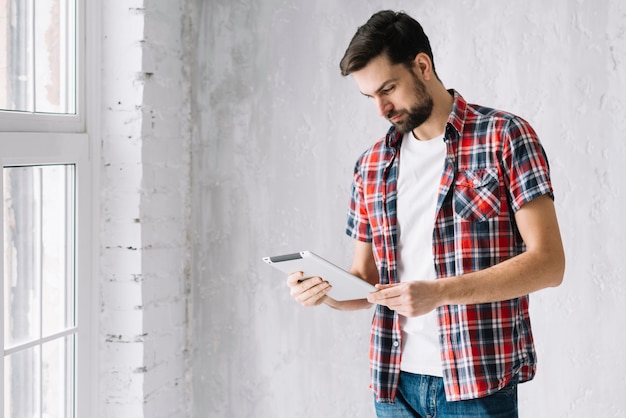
[396, 131, 446, 377]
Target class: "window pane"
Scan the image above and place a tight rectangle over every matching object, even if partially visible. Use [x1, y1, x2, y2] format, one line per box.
[43, 335, 75, 418]
[3, 164, 75, 348]
[4, 345, 41, 418]
[3, 166, 42, 348]
[41, 165, 75, 337]
[0, 0, 76, 114]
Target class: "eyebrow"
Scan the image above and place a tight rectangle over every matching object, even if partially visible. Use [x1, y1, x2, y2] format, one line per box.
[360, 78, 398, 98]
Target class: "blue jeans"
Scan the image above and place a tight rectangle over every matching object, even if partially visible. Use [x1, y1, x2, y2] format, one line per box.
[374, 372, 518, 418]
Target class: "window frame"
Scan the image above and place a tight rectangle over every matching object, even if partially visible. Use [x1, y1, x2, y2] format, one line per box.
[0, 132, 92, 418]
[0, 0, 95, 416]
[0, 0, 86, 132]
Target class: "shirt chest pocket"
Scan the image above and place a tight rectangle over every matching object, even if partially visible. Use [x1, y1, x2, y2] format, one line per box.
[453, 167, 501, 222]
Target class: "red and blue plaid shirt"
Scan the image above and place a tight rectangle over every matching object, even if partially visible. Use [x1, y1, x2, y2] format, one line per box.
[346, 91, 553, 402]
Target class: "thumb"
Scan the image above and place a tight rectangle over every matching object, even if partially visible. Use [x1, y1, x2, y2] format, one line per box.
[375, 283, 395, 290]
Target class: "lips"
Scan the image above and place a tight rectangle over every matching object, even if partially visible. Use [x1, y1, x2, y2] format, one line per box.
[388, 113, 404, 123]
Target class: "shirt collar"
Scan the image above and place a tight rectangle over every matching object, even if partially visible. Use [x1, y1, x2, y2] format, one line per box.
[445, 89, 466, 142]
[384, 125, 403, 149]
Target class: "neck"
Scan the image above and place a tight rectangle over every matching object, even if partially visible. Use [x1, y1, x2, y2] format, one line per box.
[411, 85, 453, 141]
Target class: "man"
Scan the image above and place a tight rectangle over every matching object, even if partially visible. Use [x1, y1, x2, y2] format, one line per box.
[287, 10, 565, 417]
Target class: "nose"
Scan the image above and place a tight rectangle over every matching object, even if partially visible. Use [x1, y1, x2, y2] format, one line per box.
[375, 97, 392, 117]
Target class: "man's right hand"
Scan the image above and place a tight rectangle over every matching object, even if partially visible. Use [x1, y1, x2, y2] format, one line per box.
[286, 272, 332, 307]
[286, 241, 379, 311]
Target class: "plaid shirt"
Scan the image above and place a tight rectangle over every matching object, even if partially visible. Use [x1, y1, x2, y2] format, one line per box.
[346, 91, 553, 402]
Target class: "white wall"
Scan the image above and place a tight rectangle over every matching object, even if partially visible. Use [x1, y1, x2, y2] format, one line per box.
[189, 0, 626, 417]
[94, 0, 626, 417]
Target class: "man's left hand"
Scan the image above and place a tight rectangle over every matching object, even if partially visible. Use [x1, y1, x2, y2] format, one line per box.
[367, 281, 442, 317]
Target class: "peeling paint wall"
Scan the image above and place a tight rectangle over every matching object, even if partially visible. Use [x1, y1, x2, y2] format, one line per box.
[189, 0, 626, 417]
[99, 0, 192, 417]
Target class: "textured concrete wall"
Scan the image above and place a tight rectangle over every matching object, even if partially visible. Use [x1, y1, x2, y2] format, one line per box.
[190, 0, 626, 417]
[91, 0, 626, 416]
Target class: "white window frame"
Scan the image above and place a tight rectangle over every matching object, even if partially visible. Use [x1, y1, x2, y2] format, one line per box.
[0, 134, 93, 417]
[0, 0, 95, 416]
[0, 0, 86, 133]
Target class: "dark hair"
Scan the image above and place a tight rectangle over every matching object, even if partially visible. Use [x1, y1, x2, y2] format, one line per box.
[339, 10, 436, 77]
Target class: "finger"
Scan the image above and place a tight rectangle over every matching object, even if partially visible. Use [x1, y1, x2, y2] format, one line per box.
[299, 290, 327, 306]
[289, 276, 322, 296]
[296, 280, 331, 306]
[368, 295, 405, 313]
[286, 271, 304, 287]
[367, 285, 401, 303]
[374, 283, 395, 289]
[296, 276, 324, 294]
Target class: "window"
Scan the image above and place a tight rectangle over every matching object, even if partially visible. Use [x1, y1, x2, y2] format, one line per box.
[0, 0, 83, 132]
[0, 0, 76, 114]
[3, 164, 76, 417]
[0, 1, 92, 417]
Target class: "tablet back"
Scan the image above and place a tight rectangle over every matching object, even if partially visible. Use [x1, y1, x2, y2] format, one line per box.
[263, 251, 376, 301]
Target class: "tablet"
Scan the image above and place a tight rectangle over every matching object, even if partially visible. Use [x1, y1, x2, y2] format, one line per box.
[263, 250, 377, 301]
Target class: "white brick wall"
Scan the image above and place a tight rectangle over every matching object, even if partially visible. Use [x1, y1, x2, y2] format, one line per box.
[99, 0, 192, 416]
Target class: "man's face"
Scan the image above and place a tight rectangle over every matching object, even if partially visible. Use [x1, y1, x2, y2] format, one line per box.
[352, 54, 433, 134]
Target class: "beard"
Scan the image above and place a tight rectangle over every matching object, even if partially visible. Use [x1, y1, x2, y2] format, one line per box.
[386, 72, 434, 134]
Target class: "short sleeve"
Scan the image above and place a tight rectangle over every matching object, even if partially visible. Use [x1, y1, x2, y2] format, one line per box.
[502, 117, 554, 212]
[346, 163, 372, 242]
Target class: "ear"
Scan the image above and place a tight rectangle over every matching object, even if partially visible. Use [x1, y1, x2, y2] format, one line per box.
[412, 53, 435, 81]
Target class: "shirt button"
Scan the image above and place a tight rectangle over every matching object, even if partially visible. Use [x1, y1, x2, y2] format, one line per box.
[392, 340, 400, 348]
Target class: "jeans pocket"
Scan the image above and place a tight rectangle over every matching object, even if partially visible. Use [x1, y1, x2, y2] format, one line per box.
[496, 375, 519, 403]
